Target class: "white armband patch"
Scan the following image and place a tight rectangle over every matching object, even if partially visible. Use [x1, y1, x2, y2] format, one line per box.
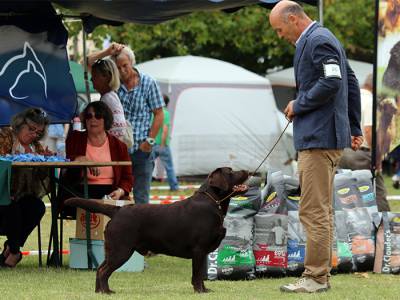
[115, 200, 124, 207]
[323, 63, 342, 79]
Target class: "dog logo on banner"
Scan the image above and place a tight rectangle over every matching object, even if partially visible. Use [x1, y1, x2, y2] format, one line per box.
[0, 41, 47, 102]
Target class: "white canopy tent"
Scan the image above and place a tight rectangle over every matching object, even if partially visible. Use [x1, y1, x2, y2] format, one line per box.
[137, 55, 296, 176]
[266, 59, 373, 87]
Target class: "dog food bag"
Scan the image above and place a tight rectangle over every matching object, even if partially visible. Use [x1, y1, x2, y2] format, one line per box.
[254, 173, 289, 276]
[260, 171, 288, 213]
[374, 212, 400, 274]
[216, 238, 256, 280]
[206, 187, 261, 281]
[253, 171, 290, 276]
[345, 207, 375, 271]
[206, 212, 256, 280]
[273, 174, 306, 276]
[224, 210, 255, 243]
[352, 170, 379, 212]
[228, 186, 262, 214]
[260, 190, 287, 215]
[206, 244, 255, 281]
[286, 209, 306, 276]
[334, 172, 375, 271]
[334, 173, 363, 210]
[253, 213, 287, 276]
[351, 170, 377, 272]
[334, 174, 355, 273]
[263, 172, 305, 276]
[261, 171, 299, 206]
[333, 211, 353, 273]
[335, 172, 376, 271]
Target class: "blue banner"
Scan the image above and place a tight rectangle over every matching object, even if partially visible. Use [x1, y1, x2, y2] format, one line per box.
[0, 20, 76, 125]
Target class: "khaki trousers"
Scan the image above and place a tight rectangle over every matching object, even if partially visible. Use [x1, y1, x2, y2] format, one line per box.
[298, 149, 343, 284]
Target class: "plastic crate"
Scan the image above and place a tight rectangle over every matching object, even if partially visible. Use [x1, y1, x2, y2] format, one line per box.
[69, 238, 144, 272]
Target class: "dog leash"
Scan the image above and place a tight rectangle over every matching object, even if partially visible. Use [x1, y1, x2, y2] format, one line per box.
[247, 119, 292, 181]
[202, 119, 292, 210]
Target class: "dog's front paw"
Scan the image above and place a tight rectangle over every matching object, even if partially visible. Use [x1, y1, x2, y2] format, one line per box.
[194, 286, 212, 293]
[95, 288, 115, 294]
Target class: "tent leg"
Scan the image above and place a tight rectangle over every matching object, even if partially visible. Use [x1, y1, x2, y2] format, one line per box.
[82, 25, 91, 103]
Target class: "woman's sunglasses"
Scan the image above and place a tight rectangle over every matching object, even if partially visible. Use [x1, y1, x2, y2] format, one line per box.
[93, 59, 106, 66]
[85, 112, 103, 120]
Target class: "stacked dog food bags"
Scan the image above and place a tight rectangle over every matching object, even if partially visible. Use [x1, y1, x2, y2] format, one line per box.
[207, 169, 380, 281]
[254, 171, 288, 276]
[253, 171, 305, 277]
[206, 186, 260, 280]
[334, 170, 377, 272]
[374, 212, 400, 274]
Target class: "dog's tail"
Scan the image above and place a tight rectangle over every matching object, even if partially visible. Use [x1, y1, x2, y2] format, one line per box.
[65, 198, 120, 218]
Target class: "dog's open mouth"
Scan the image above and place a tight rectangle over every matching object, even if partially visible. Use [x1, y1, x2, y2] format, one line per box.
[232, 184, 248, 193]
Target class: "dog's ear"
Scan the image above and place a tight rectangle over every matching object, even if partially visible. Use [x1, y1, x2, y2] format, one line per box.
[208, 168, 229, 191]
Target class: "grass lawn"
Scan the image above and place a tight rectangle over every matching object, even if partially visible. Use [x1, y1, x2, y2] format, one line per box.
[0, 180, 400, 299]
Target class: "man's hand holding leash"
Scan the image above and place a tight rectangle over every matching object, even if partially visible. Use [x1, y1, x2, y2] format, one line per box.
[284, 100, 295, 121]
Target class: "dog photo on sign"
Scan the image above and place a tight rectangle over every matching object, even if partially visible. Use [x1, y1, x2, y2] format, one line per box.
[383, 41, 400, 91]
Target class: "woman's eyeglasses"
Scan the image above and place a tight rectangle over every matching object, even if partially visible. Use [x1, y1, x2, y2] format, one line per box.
[25, 122, 44, 137]
[85, 112, 103, 120]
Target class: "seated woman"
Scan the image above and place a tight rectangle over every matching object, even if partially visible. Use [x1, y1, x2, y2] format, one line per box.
[0, 108, 50, 267]
[91, 58, 132, 148]
[60, 101, 132, 215]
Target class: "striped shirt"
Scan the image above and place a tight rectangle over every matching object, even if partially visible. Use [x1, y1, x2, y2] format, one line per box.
[118, 69, 164, 152]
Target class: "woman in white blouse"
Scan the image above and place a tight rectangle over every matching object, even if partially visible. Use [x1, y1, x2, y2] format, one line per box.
[91, 58, 132, 148]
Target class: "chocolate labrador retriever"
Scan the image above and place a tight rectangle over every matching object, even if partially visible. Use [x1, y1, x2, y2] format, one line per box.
[65, 167, 248, 294]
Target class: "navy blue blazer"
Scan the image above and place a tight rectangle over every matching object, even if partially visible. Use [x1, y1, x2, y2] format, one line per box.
[292, 22, 362, 151]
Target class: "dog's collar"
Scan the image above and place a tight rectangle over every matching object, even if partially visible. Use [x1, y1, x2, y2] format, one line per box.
[199, 190, 228, 225]
[199, 189, 235, 215]
[203, 191, 223, 211]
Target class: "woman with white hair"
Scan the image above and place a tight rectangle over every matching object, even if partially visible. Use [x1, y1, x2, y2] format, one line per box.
[91, 58, 132, 148]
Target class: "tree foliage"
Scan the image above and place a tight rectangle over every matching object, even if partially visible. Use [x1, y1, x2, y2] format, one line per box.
[67, 0, 375, 74]
[90, 6, 295, 74]
[323, 0, 375, 62]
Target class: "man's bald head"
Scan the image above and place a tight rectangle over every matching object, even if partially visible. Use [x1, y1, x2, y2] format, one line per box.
[270, 0, 305, 23]
[269, 1, 311, 45]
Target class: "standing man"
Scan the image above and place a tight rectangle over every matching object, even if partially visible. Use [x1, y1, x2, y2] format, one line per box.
[339, 74, 390, 212]
[88, 43, 164, 204]
[269, 1, 362, 293]
[152, 95, 180, 191]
